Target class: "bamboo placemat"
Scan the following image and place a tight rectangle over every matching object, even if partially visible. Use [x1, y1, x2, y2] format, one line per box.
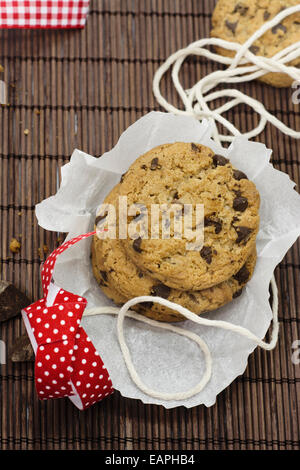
[0, 0, 299, 450]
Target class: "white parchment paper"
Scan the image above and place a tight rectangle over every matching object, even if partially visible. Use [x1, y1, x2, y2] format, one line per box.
[35, 112, 300, 408]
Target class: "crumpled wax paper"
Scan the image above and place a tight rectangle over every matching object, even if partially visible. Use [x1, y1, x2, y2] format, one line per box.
[35, 112, 300, 408]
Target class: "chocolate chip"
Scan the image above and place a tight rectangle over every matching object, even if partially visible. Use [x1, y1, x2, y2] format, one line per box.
[140, 301, 153, 310]
[233, 169, 248, 180]
[120, 172, 127, 183]
[233, 196, 248, 212]
[138, 272, 144, 278]
[233, 3, 248, 15]
[249, 45, 260, 55]
[233, 288, 243, 298]
[204, 216, 222, 234]
[132, 237, 143, 253]
[173, 191, 179, 200]
[200, 246, 212, 264]
[212, 154, 229, 167]
[100, 270, 108, 282]
[95, 212, 108, 225]
[263, 11, 270, 21]
[235, 226, 252, 244]
[271, 23, 287, 34]
[150, 157, 161, 170]
[233, 265, 250, 284]
[151, 284, 171, 299]
[191, 143, 199, 152]
[225, 20, 238, 34]
[141, 164, 147, 170]
[188, 293, 197, 303]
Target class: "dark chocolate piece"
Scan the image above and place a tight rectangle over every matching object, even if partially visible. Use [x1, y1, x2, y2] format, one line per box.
[10, 334, 34, 362]
[150, 157, 161, 170]
[204, 216, 222, 234]
[235, 226, 252, 244]
[95, 212, 108, 225]
[233, 3, 249, 16]
[0, 281, 30, 322]
[212, 154, 229, 167]
[233, 169, 248, 180]
[99, 270, 108, 283]
[151, 283, 171, 299]
[191, 143, 199, 152]
[233, 265, 250, 284]
[271, 23, 287, 34]
[233, 196, 248, 212]
[233, 288, 243, 299]
[225, 20, 238, 34]
[200, 246, 213, 264]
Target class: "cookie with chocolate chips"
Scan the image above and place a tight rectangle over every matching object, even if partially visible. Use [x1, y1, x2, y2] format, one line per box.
[114, 142, 260, 290]
[91, 233, 257, 322]
[211, 0, 300, 87]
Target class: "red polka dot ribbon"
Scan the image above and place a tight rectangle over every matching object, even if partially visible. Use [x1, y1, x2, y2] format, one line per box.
[21, 231, 114, 410]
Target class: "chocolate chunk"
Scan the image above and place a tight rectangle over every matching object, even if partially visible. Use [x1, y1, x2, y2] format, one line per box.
[191, 143, 199, 152]
[263, 11, 270, 21]
[212, 154, 229, 167]
[233, 196, 248, 212]
[225, 20, 238, 34]
[233, 3, 248, 15]
[95, 212, 108, 225]
[173, 191, 179, 200]
[9, 334, 34, 362]
[204, 216, 222, 234]
[249, 45, 260, 55]
[151, 283, 171, 299]
[235, 226, 252, 244]
[233, 265, 250, 284]
[233, 288, 243, 299]
[200, 246, 212, 264]
[0, 281, 30, 322]
[99, 270, 108, 282]
[132, 237, 143, 253]
[272, 23, 287, 34]
[138, 272, 144, 278]
[233, 169, 248, 180]
[150, 157, 161, 170]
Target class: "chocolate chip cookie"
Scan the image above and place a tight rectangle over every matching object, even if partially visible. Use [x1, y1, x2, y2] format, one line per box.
[91, 234, 257, 322]
[117, 142, 260, 291]
[211, 0, 300, 87]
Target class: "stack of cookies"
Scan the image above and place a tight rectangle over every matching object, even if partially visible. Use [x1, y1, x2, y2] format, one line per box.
[91, 143, 260, 322]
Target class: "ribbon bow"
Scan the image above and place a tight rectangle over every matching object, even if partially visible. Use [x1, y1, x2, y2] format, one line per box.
[22, 231, 113, 410]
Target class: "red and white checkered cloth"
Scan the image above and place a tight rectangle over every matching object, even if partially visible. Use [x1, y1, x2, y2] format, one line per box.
[0, 0, 90, 28]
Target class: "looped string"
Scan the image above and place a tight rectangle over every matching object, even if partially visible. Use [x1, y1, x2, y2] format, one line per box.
[152, 5, 300, 144]
[84, 276, 279, 401]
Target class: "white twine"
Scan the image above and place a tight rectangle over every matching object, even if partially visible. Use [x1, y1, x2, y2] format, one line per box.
[84, 276, 279, 401]
[152, 5, 300, 144]
[82, 7, 297, 401]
